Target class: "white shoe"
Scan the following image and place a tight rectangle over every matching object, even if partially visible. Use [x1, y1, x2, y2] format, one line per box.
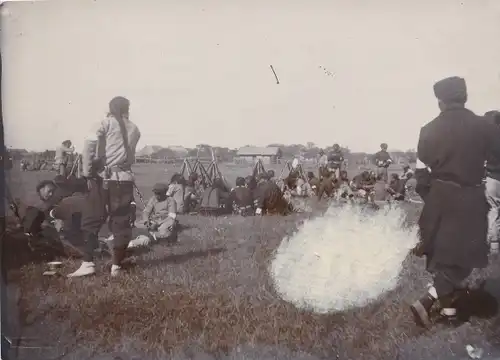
[110, 264, 122, 277]
[67, 261, 95, 277]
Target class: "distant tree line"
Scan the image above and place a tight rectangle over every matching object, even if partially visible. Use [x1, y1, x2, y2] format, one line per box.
[8, 143, 417, 166]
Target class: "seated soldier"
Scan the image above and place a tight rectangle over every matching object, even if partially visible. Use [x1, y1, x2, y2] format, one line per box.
[254, 173, 292, 215]
[307, 171, 321, 196]
[267, 170, 276, 182]
[21, 180, 57, 236]
[286, 172, 309, 197]
[183, 175, 198, 213]
[371, 174, 391, 206]
[402, 164, 414, 181]
[388, 173, 405, 201]
[229, 177, 254, 216]
[317, 170, 336, 200]
[350, 171, 371, 200]
[167, 173, 186, 214]
[198, 178, 232, 216]
[335, 170, 354, 200]
[404, 172, 418, 199]
[126, 183, 177, 248]
[22, 180, 84, 256]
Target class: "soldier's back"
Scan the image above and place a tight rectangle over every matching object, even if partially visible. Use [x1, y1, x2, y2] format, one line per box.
[421, 107, 490, 186]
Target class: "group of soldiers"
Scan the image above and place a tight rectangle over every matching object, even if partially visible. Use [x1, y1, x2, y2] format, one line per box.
[282, 143, 416, 205]
[19, 140, 80, 176]
[8, 75, 500, 333]
[13, 136, 415, 275]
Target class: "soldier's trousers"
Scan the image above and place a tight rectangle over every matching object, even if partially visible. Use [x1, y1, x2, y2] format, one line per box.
[428, 262, 473, 300]
[376, 167, 389, 182]
[80, 178, 134, 263]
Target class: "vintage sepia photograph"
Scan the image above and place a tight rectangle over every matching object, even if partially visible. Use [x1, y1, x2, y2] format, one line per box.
[1, 0, 500, 359]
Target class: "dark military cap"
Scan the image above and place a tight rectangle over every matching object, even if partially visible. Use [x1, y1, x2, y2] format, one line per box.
[433, 76, 467, 104]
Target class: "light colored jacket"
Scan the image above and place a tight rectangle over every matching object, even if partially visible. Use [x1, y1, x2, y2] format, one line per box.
[142, 196, 177, 223]
[54, 144, 74, 166]
[318, 154, 328, 167]
[167, 183, 185, 213]
[82, 116, 141, 181]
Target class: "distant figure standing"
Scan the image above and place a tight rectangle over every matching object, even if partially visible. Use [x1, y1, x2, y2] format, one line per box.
[54, 140, 75, 176]
[410, 77, 500, 328]
[373, 143, 393, 182]
[68, 96, 141, 277]
[327, 143, 344, 179]
[317, 149, 328, 178]
[484, 110, 500, 254]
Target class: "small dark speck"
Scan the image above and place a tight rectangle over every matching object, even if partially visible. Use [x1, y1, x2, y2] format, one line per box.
[217, 43, 220, 46]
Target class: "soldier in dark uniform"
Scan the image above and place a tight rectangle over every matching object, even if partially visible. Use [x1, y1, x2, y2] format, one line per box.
[245, 175, 257, 192]
[410, 76, 500, 328]
[229, 177, 254, 216]
[307, 171, 321, 196]
[373, 143, 393, 182]
[388, 173, 405, 201]
[254, 173, 292, 215]
[327, 143, 344, 179]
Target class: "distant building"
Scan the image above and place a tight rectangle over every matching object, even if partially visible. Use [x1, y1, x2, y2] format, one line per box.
[235, 146, 282, 164]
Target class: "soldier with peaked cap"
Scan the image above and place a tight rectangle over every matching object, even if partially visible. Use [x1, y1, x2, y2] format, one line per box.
[410, 76, 500, 328]
[68, 96, 141, 277]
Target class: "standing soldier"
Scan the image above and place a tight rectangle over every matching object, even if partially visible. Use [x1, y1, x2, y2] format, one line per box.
[373, 143, 393, 182]
[68, 96, 141, 277]
[410, 77, 500, 328]
[317, 149, 328, 179]
[327, 144, 344, 179]
[54, 140, 75, 176]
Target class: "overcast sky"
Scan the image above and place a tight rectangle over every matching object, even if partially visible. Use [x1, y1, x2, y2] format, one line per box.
[2, 0, 500, 153]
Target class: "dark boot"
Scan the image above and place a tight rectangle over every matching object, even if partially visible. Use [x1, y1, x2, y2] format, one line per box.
[434, 289, 469, 327]
[410, 293, 436, 328]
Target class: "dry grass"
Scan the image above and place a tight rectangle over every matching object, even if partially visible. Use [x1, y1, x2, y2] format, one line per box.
[3, 163, 500, 360]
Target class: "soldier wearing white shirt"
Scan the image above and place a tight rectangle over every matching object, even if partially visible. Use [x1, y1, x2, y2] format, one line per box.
[68, 96, 141, 277]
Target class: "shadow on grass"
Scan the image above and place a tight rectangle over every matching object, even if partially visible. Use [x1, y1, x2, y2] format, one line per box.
[3, 229, 68, 271]
[457, 277, 500, 321]
[142, 247, 227, 267]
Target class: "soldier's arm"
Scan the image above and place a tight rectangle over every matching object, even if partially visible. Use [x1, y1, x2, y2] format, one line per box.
[415, 126, 433, 200]
[168, 198, 177, 219]
[82, 119, 108, 177]
[166, 184, 175, 197]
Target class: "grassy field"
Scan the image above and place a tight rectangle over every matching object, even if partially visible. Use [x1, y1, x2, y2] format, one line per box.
[3, 162, 500, 360]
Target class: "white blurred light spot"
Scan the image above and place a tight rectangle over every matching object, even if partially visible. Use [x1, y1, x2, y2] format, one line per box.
[270, 204, 419, 313]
